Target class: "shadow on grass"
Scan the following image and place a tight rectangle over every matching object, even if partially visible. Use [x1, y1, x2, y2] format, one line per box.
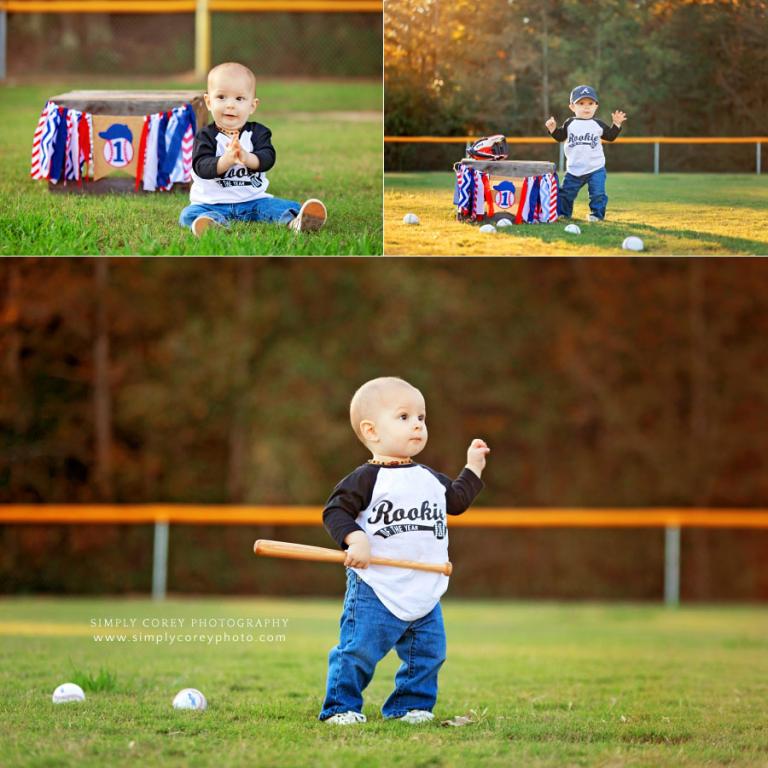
[615, 221, 768, 255]
[487, 218, 768, 255]
[386, 171, 768, 254]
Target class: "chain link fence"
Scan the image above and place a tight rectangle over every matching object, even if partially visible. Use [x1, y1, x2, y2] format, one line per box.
[8, 11, 381, 77]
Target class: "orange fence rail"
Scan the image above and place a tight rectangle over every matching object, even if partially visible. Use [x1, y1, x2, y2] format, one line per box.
[2, 505, 768, 528]
[384, 136, 767, 174]
[3, 505, 767, 604]
[384, 136, 768, 144]
[1, 0, 381, 11]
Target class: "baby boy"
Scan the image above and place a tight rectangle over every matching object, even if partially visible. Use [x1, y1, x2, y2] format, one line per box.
[179, 61, 326, 236]
[546, 85, 627, 221]
[319, 376, 490, 724]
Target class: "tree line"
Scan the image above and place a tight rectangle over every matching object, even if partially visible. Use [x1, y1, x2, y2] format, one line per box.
[385, 0, 768, 170]
[1, 258, 767, 598]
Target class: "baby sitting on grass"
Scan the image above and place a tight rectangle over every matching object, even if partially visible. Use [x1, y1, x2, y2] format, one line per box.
[179, 61, 326, 237]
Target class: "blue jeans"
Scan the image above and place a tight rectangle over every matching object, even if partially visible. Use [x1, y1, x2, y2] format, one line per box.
[319, 570, 447, 720]
[178, 196, 301, 229]
[558, 167, 607, 219]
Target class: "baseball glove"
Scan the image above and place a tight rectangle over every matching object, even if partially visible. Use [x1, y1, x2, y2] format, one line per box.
[467, 134, 508, 161]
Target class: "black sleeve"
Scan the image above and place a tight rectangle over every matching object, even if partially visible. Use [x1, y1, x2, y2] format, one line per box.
[192, 125, 221, 179]
[424, 466, 484, 516]
[597, 120, 622, 142]
[322, 464, 378, 549]
[249, 123, 276, 172]
[549, 117, 572, 142]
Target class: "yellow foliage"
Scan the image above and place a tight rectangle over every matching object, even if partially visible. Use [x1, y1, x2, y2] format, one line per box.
[452, 22, 466, 41]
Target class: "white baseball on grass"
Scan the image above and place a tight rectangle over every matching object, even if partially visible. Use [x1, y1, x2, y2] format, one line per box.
[478, 224, 497, 234]
[496, 218, 513, 228]
[402, 213, 420, 225]
[52, 683, 85, 704]
[622, 236, 645, 251]
[564, 224, 581, 235]
[172, 688, 207, 711]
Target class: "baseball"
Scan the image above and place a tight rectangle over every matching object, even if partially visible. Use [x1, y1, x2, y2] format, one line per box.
[622, 236, 645, 251]
[402, 213, 420, 225]
[172, 688, 207, 711]
[52, 683, 85, 704]
[564, 224, 581, 235]
[478, 224, 497, 234]
[496, 218, 513, 228]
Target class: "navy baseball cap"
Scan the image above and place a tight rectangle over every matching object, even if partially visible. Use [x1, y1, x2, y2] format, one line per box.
[570, 85, 599, 104]
[98, 123, 133, 142]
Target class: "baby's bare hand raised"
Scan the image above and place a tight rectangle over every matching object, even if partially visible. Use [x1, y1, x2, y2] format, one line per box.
[545, 116, 557, 132]
[216, 134, 243, 175]
[466, 438, 490, 477]
[221, 137, 241, 165]
[612, 110, 627, 127]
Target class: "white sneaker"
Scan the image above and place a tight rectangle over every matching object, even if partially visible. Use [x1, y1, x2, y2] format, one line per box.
[587, 214, 602, 223]
[324, 711, 367, 725]
[289, 198, 327, 233]
[397, 710, 434, 724]
[191, 215, 221, 237]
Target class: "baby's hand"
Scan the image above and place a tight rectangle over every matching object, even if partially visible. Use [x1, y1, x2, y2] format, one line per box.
[221, 136, 241, 168]
[612, 110, 627, 127]
[545, 116, 557, 132]
[231, 136, 245, 163]
[343, 531, 371, 569]
[466, 438, 490, 478]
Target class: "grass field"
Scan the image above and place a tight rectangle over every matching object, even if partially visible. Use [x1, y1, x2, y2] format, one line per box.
[1, 597, 767, 767]
[0, 80, 382, 255]
[385, 172, 768, 256]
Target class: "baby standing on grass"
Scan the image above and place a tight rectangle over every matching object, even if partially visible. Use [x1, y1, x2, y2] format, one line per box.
[179, 61, 327, 237]
[319, 376, 490, 725]
[546, 85, 627, 222]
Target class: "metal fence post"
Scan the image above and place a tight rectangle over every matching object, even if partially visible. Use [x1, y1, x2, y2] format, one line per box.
[152, 521, 169, 600]
[195, 0, 211, 79]
[757, 142, 762, 175]
[0, 9, 7, 81]
[653, 142, 660, 175]
[664, 525, 680, 607]
[558, 143, 564, 174]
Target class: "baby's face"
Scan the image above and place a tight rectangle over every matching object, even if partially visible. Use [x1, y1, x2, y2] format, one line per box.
[205, 69, 258, 132]
[367, 385, 428, 459]
[569, 98, 598, 120]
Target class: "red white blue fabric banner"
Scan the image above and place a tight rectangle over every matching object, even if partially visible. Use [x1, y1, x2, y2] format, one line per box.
[30, 101, 196, 191]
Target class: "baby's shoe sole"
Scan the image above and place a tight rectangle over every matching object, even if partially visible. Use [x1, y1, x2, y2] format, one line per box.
[290, 199, 327, 233]
[191, 215, 220, 237]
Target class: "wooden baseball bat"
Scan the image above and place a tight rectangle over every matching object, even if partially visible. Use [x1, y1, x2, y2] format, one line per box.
[253, 539, 452, 576]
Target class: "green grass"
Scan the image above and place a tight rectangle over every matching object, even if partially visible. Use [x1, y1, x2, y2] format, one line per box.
[69, 666, 120, 693]
[1, 597, 767, 766]
[385, 171, 768, 255]
[0, 80, 382, 255]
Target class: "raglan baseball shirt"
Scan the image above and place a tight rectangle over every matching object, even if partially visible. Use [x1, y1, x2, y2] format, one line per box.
[190, 121, 275, 204]
[549, 117, 621, 176]
[323, 462, 483, 622]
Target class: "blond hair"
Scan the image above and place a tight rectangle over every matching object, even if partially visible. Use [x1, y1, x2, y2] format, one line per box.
[349, 377, 419, 444]
[207, 62, 256, 95]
